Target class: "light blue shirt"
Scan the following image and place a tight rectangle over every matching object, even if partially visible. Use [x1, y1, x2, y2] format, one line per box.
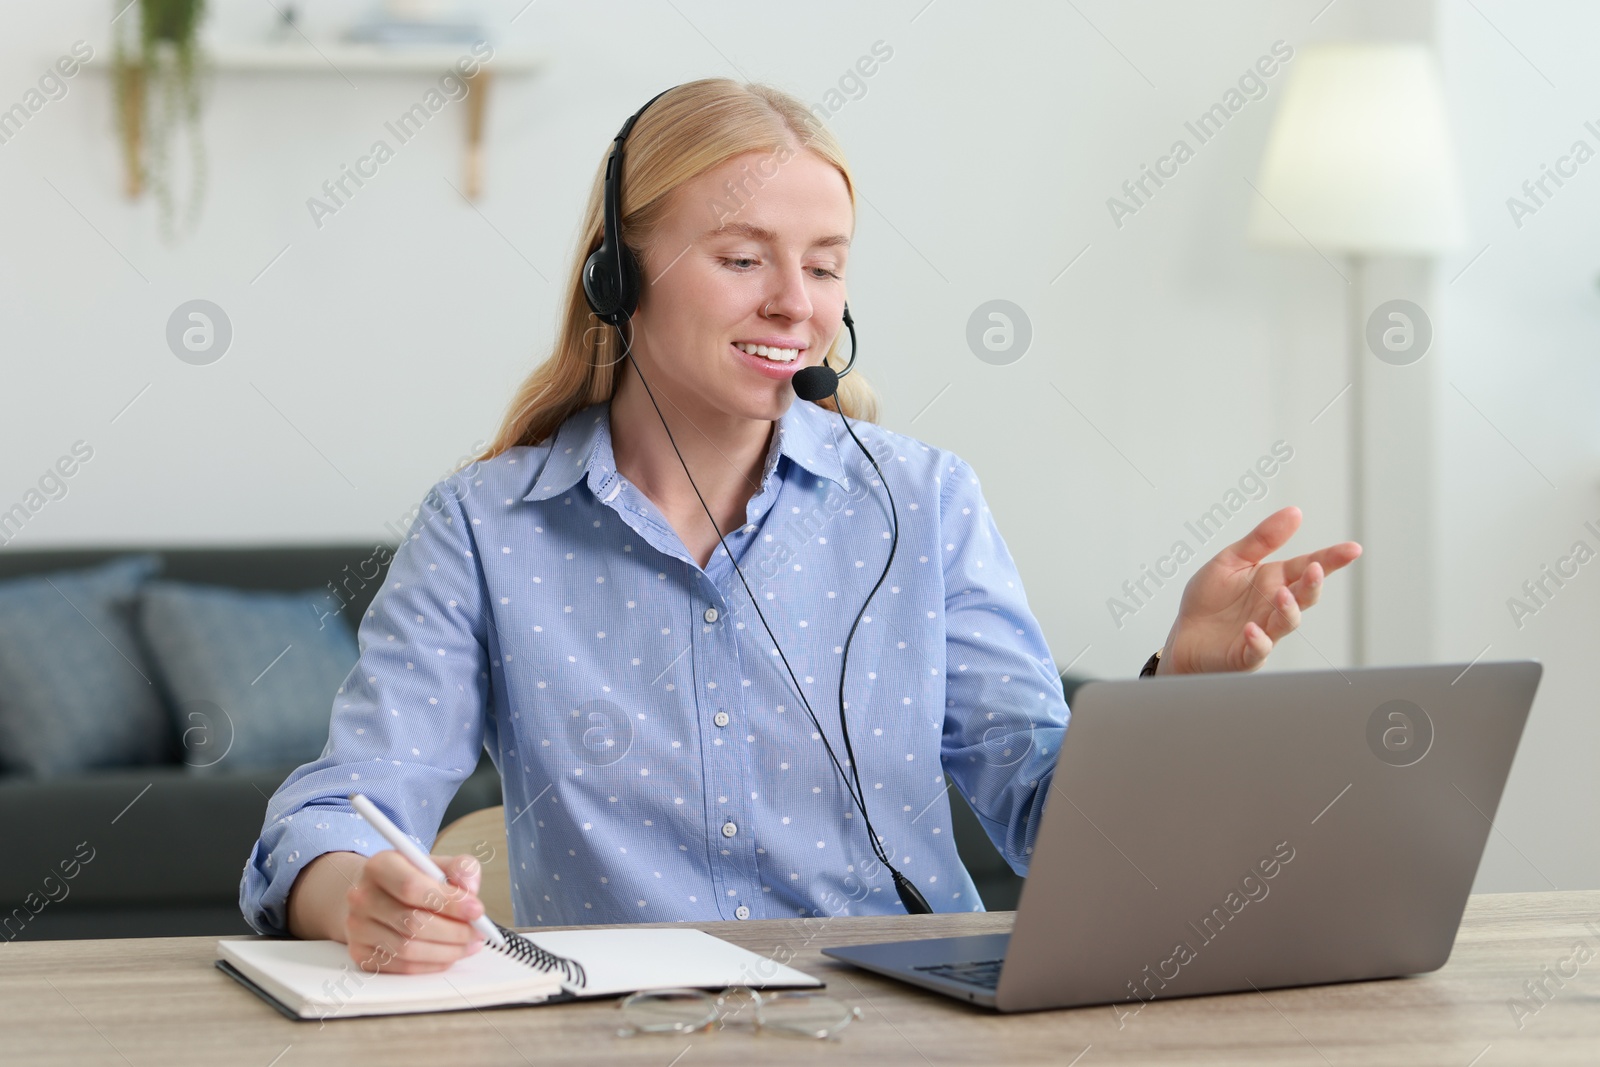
[240, 398, 1070, 934]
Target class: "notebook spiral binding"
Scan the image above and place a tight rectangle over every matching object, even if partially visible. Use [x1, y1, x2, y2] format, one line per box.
[490, 921, 588, 989]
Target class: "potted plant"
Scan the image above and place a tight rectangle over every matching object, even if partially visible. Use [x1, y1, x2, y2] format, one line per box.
[111, 0, 208, 239]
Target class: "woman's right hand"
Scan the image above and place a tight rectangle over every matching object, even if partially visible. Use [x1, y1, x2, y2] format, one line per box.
[289, 850, 490, 974]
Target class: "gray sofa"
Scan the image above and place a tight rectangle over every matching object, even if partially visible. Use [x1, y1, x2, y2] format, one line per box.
[1, 545, 1083, 940]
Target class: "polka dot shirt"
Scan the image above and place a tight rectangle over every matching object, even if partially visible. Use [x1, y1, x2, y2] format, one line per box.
[240, 399, 1070, 934]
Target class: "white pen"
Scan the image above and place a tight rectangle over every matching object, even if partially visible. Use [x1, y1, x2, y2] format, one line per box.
[349, 793, 507, 949]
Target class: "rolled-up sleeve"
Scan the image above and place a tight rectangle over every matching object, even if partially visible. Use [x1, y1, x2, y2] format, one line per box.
[239, 477, 492, 936]
[936, 456, 1070, 875]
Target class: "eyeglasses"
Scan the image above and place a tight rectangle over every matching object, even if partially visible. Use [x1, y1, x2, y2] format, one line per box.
[617, 986, 861, 1040]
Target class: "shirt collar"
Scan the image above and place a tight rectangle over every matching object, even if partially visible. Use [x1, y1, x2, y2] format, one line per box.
[771, 397, 854, 490]
[522, 398, 853, 503]
[522, 405, 609, 502]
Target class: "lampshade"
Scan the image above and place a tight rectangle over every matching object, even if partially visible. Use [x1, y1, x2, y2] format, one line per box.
[1247, 43, 1466, 255]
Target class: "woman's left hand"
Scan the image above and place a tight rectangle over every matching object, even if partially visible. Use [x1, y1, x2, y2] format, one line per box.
[1158, 506, 1361, 675]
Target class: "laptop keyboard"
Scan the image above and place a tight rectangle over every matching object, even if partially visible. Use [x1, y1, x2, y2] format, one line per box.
[913, 958, 1005, 990]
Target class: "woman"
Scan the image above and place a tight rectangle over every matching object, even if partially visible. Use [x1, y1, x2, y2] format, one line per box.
[241, 79, 1359, 973]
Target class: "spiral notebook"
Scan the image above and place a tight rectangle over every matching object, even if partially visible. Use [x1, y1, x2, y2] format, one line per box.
[215, 925, 822, 1021]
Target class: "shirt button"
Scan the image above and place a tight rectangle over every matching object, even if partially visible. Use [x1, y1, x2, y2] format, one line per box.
[735, 905, 751, 920]
[713, 711, 730, 728]
[703, 606, 719, 623]
[721, 821, 738, 838]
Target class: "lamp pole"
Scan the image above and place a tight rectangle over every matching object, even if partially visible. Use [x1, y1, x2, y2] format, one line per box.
[1348, 254, 1367, 667]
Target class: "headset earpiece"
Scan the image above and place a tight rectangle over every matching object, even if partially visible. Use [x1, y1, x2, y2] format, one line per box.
[582, 88, 671, 327]
[582, 244, 634, 327]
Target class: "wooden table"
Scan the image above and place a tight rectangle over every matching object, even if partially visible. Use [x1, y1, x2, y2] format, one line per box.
[5, 891, 1598, 1065]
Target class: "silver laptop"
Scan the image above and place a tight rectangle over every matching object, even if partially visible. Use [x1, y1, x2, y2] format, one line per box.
[823, 660, 1541, 1013]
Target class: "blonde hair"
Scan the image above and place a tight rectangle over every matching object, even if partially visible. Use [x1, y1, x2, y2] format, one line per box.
[473, 78, 877, 464]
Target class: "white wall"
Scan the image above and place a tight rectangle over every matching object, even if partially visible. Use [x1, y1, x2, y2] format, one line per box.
[0, 0, 1590, 891]
[1437, 0, 1600, 893]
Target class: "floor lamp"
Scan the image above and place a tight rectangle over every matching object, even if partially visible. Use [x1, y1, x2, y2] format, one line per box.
[1247, 43, 1466, 666]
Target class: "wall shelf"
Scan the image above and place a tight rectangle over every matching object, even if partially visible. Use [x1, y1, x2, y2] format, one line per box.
[205, 42, 542, 76]
[87, 42, 544, 200]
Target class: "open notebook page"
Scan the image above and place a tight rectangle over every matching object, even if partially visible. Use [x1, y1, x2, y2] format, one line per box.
[527, 928, 823, 996]
[217, 939, 562, 1019]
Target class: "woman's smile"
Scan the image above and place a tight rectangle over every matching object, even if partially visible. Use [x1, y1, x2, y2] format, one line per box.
[732, 334, 808, 373]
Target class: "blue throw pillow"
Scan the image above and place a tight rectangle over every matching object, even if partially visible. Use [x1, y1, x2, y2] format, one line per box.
[0, 554, 171, 777]
[138, 582, 359, 774]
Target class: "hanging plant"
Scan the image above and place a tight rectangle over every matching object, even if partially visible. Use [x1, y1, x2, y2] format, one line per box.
[111, 0, 209, 240]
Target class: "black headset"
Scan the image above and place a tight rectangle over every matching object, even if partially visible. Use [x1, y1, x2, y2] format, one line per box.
[581, 86, 930, 915]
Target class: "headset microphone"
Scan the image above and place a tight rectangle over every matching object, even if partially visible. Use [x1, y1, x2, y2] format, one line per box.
[584, 86, 932, 916]
[790, 304, 856, 402]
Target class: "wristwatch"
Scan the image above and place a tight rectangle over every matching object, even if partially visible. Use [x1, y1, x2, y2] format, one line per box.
[1139, 649, 1162, 677]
